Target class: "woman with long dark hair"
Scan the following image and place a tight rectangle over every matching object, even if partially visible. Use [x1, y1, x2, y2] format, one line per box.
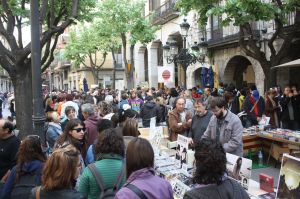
[55, 119, 87, 162]
[0, 135, 47, 199]
[232, 157, 242, 180]
[184, 139, 249, 199]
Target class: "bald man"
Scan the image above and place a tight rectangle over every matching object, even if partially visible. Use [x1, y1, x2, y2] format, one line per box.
[0, 119, 20, 179]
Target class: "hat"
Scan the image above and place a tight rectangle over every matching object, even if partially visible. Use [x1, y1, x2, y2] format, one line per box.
[198, 89, 204, 94]
[122, 104, 131, 111]
[145, 95, 153, 101]
[105, 95, 113, 102]
[252, 90, 260, 101]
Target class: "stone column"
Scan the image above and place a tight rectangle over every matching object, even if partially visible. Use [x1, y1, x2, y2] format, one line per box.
[148, 47, 158, 88]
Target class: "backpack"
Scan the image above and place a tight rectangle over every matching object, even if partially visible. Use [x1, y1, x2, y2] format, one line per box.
[10, 172, 41, 199]
[88, 162, 125, 199]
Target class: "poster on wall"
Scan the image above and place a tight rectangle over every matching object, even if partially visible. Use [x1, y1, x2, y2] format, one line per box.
[226, 153, 252, 190]
[276, 154, 300, 199]
[157, 66, 175, 88]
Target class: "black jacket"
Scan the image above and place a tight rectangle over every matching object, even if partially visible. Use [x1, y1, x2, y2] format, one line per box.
[30, 187, 86, 199]
[280, 94, 300, 121]
[140, 102, 160, 127]
[156, 104, 167, 123]
[184, 178, 250, 199]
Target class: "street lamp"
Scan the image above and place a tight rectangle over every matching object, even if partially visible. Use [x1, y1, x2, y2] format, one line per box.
[163, 19, 208, 88]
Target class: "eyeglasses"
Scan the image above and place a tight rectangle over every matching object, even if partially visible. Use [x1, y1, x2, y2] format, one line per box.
[27, 135, 41, 140]
[72, 128, 85, 133]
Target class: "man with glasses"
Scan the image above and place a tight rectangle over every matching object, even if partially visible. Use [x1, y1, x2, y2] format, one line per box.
[202, 97, 243, 157]
[0, 119, 20, 180]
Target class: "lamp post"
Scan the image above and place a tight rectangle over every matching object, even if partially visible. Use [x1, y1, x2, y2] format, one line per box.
[31, 0, 46, 140]
[163, 19, 208, 88]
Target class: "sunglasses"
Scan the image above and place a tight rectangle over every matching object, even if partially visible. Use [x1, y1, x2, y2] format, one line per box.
[72, 127, 86, 133]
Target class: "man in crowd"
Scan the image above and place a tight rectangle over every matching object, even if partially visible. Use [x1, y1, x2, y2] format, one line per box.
[168, 97, 192, 141]
[81, 103, 101, 146]
[128, 90, 144, 115]
[280, 86, 300, 130]
[202, 97, 243, 157]
[0, 119, 20, 179]
[189, 99, 213, 142]
[202, 87, 213, 110]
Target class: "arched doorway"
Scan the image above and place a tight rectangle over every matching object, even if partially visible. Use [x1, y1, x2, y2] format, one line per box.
[223, 56, 255, 88]
[194, 67, 202, 87]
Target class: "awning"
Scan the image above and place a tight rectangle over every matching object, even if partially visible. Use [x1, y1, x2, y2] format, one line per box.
[272, 59, 300, 69]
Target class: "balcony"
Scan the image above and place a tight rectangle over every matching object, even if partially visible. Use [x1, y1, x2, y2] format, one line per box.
[151, 0, 179, 25]
[207, 23, 260, 49]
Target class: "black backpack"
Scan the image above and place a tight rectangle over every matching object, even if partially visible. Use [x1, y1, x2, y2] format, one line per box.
[10, 172, 41, 199]
[88, 162, 125, 199]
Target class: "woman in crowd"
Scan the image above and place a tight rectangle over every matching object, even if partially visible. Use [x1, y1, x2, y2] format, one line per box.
[60, 106, 77, 131]
[0, 135, 46, 199]
[115, 137, 173, 199]
[183, 90, 194, 113]
[98, 101, 114, 120]
[45, 98, 54, 113]
[78, 128, 126, 198]
[183, 138, 249, 199]
[46, 111, 63, 154]
[55, 119, 87, 166]
[122, 118, 140, 147]
[155, 96, 167, 125]
[265, 90, 280, 128]
[30, 145, 86, 199]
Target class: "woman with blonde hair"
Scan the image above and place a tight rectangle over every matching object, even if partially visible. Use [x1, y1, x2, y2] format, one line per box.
[30, 145, 86, 199]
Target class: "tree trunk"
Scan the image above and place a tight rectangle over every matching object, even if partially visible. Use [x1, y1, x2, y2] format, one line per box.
[12, 63, 34, 139]
[121, 33, 131, 89]
[129, 44, 135, 89]
[111, 48, 117, 90]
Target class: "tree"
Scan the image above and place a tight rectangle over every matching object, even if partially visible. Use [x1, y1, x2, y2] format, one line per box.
[96, 0, 158, 89]
[176, 0, 300, 88]
[0, 0, 96, 137]
[65, 20, 122, 88]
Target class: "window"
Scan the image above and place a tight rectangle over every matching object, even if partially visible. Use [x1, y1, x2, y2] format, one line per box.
[149, 0, 160, 11]
[115, 47, 122, 68]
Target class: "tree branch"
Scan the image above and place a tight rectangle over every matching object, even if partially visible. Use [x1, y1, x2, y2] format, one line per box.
[18, 0, 79, 64]
[0, 2, 18, 52]
[40, 0, 48, 24]
[41, 33, 60, 72]
[97, 52, 107, 68]
[16, 16, 23, 49]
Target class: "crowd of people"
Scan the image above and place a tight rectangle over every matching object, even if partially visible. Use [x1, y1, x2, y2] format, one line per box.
[0, 82, 299, 199]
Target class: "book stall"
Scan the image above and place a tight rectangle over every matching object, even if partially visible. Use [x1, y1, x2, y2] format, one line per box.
[138, 119, 300, 199]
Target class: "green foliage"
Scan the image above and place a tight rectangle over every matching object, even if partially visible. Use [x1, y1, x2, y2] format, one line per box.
[96, 0, 157, 45]
[176, 0, 300, 27]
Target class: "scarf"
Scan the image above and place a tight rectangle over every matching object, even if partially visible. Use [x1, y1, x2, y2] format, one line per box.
[249, 96, 259, 117]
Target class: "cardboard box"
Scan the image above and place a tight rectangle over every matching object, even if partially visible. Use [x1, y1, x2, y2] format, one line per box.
[270, 144, 289, 161]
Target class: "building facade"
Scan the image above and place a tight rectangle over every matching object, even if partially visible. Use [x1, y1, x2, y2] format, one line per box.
[134, 0, 300, 93]
[46, 28, 126, 92]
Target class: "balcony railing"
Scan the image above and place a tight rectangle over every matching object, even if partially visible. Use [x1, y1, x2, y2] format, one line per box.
[151, 0, 179, 25]
[207, 22, 260, 48]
